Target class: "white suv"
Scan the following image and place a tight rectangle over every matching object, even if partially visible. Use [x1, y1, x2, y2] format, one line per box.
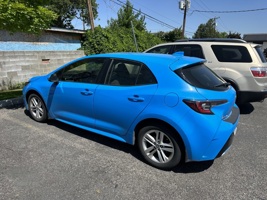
[145, 38, 267, 104]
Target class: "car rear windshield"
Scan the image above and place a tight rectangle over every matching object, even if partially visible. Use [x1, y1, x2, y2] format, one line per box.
[211, 45, 252, 63]
[175, 64, 229, 91]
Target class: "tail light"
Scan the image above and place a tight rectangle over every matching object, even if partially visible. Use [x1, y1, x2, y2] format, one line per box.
[250, 67, 267, 77]
[183, 99, 227, 114]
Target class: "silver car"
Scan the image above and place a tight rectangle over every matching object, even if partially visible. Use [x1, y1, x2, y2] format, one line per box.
[145, 38, 267, 104]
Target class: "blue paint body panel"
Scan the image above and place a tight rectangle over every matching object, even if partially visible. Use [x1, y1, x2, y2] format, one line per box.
[23, 52, 239, 162]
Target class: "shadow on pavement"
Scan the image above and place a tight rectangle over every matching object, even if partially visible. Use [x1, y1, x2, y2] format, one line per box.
[24, 110, 215, 173]
[238, 103, 254, 114]
[172, 161, 214, 173]
[0, 97, 24, 110]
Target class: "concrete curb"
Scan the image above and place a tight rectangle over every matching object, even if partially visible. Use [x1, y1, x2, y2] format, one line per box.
[0, 96, 24, 109]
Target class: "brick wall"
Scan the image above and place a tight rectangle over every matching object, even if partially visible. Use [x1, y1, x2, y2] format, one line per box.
[0, 51, 85, 90]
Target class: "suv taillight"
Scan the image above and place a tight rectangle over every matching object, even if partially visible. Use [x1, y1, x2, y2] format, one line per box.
[250, 67, 267, 77]
[183, 99, 227, 114]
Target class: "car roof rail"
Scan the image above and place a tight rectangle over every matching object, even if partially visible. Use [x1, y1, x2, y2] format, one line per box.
[176, 38, 247, 43]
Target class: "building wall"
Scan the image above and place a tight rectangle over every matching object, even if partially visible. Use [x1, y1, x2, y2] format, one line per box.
[0, 29, 84, 51]
[0, 51, 85, 90]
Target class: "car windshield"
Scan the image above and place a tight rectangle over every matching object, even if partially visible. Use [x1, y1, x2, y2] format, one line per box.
[175, 64, 229, 91]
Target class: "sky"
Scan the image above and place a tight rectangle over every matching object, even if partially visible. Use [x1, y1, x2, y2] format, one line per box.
[73, 0, 267, 38]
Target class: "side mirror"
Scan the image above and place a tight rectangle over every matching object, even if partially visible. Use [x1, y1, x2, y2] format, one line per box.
[48, 73, 59, 83]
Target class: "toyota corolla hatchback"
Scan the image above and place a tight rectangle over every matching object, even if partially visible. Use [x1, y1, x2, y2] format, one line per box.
[23, 52, 239, 170]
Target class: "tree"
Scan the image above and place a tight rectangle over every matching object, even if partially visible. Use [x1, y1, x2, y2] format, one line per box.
[108, 0, 146, 31]
[47, 0, 98, 29]
[155, 28, 183, 42]
[82, 26, 162, 55]
[81, 0, 162, 55]
[193, 18, 227, 38]
[0, 0, 57, 34]
[227, 31, 241, 39]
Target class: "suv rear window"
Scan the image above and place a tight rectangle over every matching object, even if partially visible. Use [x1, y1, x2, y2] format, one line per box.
[175, 64, 229, 91]
[211, 45, 252, 63]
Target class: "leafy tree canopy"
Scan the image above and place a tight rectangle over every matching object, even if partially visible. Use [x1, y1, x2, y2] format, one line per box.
[82, 26, 161, 55]
[108, 0, 146, 31]
[227, 31, 242, 39]
[155, 28, 183, 42]
[0, 0, 57, 34]
[47, 0, 98, 29]
[193, 18, 227, 38]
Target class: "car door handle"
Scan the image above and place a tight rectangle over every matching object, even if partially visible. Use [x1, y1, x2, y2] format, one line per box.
[128, 95, 144, 102]
[81, 89, 93, 96]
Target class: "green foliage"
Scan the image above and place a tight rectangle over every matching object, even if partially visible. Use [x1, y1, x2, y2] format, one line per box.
[82, 26, 162, 55]
[0, 90, 22, 100]
[193, 18, 227, 38]
[108, 0, 146, 31]
[227, 31, 242, 39]
[82, 0, 161, 55]
[154, 28, 183, 42]
[47, 0, 98, 29]
[0, 0, 57, 34]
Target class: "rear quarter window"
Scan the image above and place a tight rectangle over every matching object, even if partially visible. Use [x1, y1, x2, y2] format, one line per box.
[175, 64, 228, 91]
[173, 45, 205, 59]
[146, 45, 172, 54]
[211, 45, 252, 63]
[255, 46, 267, 63]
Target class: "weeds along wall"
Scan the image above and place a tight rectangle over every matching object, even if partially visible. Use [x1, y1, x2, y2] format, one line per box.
[0, 51, 85, 90]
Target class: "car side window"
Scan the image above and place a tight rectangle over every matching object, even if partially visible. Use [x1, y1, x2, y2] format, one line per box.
[146, 45, 172, 54]
[57, 58, 106, 83]
[107, 60, 157, 86]
[136, 65, 157, 85]
[211, 45, 252, 63]
[173, 45, 205, 59]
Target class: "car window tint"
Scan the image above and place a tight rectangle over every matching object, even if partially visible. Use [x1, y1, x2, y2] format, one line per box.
[136, 65, 157, 85]
[146, 45, 172, 54]
[255, 46, 267, 63]
[58, 58, 106, 83]
[173, 45, 205, 59]
[107, 60, 157, 86]
[175, 64, 228, 91]
[211, 45, 252, 63]
[108, 60, 140, 86]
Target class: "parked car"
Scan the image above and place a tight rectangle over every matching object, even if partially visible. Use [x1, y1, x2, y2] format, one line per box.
[145, 38, 267, 104]
[23, 52, 239, 170]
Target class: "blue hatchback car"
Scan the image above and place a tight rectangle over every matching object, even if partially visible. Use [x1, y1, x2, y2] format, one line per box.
[23, 52, 239, 170]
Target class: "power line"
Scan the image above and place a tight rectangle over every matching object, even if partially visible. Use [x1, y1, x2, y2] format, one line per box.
[110, 0, 177, 30]
[193, 7, 267, 13]
[131, 0, 178, 25]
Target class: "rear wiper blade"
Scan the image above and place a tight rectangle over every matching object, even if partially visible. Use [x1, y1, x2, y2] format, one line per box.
[215, 82, 231, 87]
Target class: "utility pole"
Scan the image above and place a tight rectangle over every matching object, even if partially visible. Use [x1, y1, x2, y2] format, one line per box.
[87, 0, 95, 31]
[131, 21, 139, 52]
[179, 0, 190, 38]
[213, 17, 220, 37]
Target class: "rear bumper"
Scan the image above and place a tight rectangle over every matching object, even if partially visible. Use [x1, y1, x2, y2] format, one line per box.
[216, 127, 237, 158]
[183, 105, 240, 162]
[238, 90, 267, 104]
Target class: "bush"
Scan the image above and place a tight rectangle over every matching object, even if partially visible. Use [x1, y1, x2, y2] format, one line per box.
[82, 26, 162, 55]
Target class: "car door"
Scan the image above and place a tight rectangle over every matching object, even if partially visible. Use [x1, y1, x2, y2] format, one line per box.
[48, 58, 107, 128]
[93, 59, 158, 136]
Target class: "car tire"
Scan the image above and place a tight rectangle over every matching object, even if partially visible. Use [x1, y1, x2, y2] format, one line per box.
[137, 125, 182, 170]
[28, 94, 47, 122]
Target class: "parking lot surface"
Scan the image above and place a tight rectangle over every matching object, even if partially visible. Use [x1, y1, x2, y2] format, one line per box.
[0, 101, 266, 200]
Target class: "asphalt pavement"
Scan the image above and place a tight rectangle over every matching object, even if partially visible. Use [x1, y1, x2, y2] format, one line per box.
[0, 100, 266, 200]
